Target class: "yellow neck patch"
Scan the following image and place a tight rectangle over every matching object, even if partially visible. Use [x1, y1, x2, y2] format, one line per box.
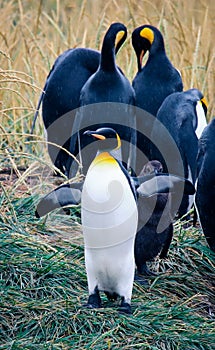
[140, 27, 154, 45]
[115, 30, 125, 47]
[201, 96, 208, 109]
[115, 133, 121, 150]
[92, 152, 117, 166]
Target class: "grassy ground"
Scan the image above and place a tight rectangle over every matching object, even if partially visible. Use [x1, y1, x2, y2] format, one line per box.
[0, 0, 215, 349]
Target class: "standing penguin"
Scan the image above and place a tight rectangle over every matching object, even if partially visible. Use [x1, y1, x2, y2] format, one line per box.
[132, 24, 183, 172]
[151, 88, 208, 217]
[81, 127, 138, 314]
[68, 22, 136, 177]
[32, 48, 100, 175]
[195, 118, 215, 252]
[135, 160, 173, 278]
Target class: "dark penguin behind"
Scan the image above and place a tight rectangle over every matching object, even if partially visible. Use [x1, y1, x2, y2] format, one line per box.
[68, 22, 136, 177]
[151, 88, 208, 217]
[135, 160, 173, 278]
[195, 118, 215, 252]
[132, 24, 183, 116]
[132, 24, 183, 171]
[32, 48, 100, 175]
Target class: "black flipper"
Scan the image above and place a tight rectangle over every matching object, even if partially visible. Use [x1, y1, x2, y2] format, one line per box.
[30, 89, 45, 134]
[35, 181, 83, 218]
[136, 174, 195, 197]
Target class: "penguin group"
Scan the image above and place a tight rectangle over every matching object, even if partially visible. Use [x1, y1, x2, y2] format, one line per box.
[36, 127, 195, 313]
[33, 22, 213, 313]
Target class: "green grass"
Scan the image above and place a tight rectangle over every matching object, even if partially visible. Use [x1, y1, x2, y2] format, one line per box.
[0, 194, 214, 349]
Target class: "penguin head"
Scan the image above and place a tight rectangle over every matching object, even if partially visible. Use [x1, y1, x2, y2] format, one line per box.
[83, 127, 121, 152]
[183, 89, 208, 133]
[132, 25, 165, 71]
[140, 160, 163, 176]
[103, 22, 127, 55]
[184, 88, 208, 113]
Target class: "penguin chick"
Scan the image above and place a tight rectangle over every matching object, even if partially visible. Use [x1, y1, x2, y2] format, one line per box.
[195, 118, 215, 252]
[82, 127, 138, 314]
[135, 161, 173, 278]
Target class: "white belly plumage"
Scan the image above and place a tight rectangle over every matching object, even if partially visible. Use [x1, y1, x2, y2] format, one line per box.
[81, 154, 138, 297]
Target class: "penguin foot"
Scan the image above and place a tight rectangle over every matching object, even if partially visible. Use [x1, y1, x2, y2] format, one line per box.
[134, 274, 148, 286]
[84, 289, 102, 309]
[137, 264, 157, 276]
[118, 298, 132, 315]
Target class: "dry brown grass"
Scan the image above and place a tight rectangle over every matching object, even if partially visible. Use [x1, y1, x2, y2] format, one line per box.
[1, 0, 214, 137]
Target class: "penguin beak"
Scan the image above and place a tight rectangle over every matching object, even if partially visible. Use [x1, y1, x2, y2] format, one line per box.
[83, 130, 106, 140]
[139, 49, 145, 68]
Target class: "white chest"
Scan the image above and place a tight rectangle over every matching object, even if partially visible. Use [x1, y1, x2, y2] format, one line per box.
[81, 157, 138, 249]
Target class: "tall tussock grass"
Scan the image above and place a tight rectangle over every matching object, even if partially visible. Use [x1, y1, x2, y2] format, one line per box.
[0, 0, 215, 349]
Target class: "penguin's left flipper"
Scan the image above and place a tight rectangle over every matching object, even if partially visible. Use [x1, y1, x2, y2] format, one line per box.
[35, 181, 83, 218]
[135, 174, 195, 197]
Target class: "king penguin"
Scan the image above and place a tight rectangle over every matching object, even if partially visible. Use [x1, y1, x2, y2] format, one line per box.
[151, 88, 208, 218]
[132, 24, 183, 172]
[132, 24, 183, 116]
[68, 22, 136, 177]
[31, 48, 100, 175]
[81, 127, 138, 314]
[195, 118, 215, 252]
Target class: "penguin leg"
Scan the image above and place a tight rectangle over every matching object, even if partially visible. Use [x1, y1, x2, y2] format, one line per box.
[85, 287, 101, 309]
[118, 297, 132, 315]
[134, 273, 148, 286]
[159, 225, 173, 259]
[136, 262, 157, 276]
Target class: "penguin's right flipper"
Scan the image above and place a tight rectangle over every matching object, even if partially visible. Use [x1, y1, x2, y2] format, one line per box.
[136, 174, 195, 197]
[35, 181, 83, 218]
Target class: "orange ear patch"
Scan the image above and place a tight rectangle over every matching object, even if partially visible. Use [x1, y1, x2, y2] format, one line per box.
[140, 27, 154, 44]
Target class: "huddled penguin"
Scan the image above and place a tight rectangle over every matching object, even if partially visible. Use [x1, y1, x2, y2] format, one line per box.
[132, 24, 183, 116]
[151, 88, 208, 218]
[135, 160, 173, 278]
[35, 127, 195, 313]
[131, 24, 183, 172]
[195, 118, 215, 252]
[32, 48, 100, 175]
[68, 22, 136, 177]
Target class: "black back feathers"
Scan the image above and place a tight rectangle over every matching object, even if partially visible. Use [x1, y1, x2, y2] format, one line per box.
[33, 48, 100, 174]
